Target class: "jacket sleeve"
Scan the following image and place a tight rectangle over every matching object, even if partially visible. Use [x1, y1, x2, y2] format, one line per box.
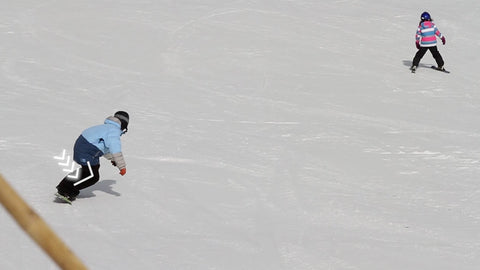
[111, 152, 126, 170]
[105, 134, 122, 154]
[415, 24, 422, 41]
[435, 27, 443, 38]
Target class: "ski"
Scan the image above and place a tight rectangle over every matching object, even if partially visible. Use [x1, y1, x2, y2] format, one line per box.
[431, 66, 450, 73]
[55, 192, 73, 205]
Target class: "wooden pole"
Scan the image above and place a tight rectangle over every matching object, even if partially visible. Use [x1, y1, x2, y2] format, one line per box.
[0, 174, 88, 270]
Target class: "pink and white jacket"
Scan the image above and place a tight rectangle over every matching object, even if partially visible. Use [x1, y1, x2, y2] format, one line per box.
[416, 21, 443, 47]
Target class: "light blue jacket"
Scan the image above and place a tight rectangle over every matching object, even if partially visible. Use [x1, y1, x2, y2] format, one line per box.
[73, 117, 124, 166]
[82, 117, 123, 155]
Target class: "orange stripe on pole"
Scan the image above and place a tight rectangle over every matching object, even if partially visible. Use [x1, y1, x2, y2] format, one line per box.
[0, 174, 88, 270]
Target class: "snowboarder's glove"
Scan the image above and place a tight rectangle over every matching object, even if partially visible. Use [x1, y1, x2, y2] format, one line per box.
[415, 41, 420, 49]
[120, 168, 126, 176]
[111, 160, 117, 167]
[441, 36, 446, 45]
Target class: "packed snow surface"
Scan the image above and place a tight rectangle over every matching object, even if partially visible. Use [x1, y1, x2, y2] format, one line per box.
[1, 0, 480, 269]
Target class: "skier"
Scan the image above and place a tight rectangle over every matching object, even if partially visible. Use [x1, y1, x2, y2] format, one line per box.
[56, 111, 129, 202]
[410, 11, 446, 73]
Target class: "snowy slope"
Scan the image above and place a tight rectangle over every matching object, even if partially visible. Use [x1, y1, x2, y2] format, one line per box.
[1, 0, 480, 269]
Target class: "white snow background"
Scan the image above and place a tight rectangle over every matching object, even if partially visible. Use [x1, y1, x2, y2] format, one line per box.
[1, 0, 480, 269]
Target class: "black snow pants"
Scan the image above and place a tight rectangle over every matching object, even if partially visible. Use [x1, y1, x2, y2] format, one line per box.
[56, 164, 100, 198]
[412, 46, 444, 68]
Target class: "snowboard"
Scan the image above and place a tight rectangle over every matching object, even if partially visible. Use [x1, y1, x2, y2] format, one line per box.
[431, 66, 450, 73]
[55, 192, 73, 205]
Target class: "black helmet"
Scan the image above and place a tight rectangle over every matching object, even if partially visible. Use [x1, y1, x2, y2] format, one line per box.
[114, 111, 129, 132]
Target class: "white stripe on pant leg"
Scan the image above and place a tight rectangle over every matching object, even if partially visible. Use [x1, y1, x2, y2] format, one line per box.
[73, 161, 94, 187]
[67, 167, 80, 180]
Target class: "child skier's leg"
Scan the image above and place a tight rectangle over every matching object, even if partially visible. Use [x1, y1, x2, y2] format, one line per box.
[412, 47, 428, 68]
[56, 168, 84, 199]
[429, 46, 444, 68]
[72, 164, 100, 191]
[56, 164, 100, 199]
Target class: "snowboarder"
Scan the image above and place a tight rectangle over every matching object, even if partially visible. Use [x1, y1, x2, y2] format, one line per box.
[56, 111, 129, 201]
[410, 11, 446, 73]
